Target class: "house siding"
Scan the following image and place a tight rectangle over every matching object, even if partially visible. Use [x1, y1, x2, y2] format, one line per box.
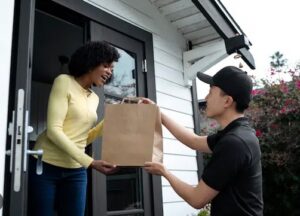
[84, 0, 199, 215]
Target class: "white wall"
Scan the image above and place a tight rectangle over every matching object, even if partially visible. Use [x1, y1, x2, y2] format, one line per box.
[0, 0, 15, 215]
[84, 0, 199, 215]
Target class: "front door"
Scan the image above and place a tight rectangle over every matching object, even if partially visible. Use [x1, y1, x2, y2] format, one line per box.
[3, 0, 35, 215]
[4, 1, 87, 215]
[89, 21, 152, 216]
[4, 1, 159, 215]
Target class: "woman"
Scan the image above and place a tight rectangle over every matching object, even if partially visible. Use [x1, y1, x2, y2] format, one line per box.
[28, 41, 120, 216]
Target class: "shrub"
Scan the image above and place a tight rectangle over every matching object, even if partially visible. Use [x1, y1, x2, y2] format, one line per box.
[246, 66, 300, 215]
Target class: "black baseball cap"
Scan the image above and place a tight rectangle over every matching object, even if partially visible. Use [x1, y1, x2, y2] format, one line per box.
[197, 66, 253, 108]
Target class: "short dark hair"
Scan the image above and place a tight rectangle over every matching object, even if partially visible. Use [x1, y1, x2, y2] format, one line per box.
[68, 41, 120, 77]
[198, 66, 253, 113]
[219, 88, 248, 113]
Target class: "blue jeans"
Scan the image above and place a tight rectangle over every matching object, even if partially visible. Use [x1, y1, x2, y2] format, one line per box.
[28, 156, 87, 216]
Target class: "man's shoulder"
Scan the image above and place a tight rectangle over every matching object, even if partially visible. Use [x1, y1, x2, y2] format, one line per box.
[222, 126, 260, 157]
[227, 125, 257, 143]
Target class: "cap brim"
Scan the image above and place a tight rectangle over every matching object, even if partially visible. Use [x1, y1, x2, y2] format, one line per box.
[196, 72, 214, 85]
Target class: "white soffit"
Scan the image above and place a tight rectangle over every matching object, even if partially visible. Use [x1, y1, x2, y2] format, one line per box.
[150, 0, 221, 46]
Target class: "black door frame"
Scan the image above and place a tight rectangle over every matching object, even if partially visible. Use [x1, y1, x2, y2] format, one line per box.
[4, 0, 36, 215]
[90, 21, 152, 216]
[6, 0, 163, 216]
[49, 1, 161, 215]
[51, 1, 162, 214]
[6, 0, 162, 215]
[52, 0, 156, 100]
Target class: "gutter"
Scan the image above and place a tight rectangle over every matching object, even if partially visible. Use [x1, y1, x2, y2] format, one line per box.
[192, 0, 256, 69]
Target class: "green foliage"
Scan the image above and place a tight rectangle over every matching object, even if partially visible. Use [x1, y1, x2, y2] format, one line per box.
[246, 58, 300, 215]
[198, 210, 210, 216]
[270, 51, 287, 71]
[197, 204, 211, 216]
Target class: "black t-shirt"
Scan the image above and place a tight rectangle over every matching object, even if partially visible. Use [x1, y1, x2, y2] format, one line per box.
[202, 117, 263, 216]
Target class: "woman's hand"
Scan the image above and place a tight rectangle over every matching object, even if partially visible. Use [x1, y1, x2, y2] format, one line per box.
[90, 160, 119, 174]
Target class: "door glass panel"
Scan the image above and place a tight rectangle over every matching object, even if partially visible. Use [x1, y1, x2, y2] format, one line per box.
[105, 46, 144, 214]
[104, 48, 136, 104]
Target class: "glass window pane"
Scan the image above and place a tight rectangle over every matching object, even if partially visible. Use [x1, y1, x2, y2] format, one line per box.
[107, 168, 143, 211]
[104, 48, 136, 104]
[105, 46, 144, 215]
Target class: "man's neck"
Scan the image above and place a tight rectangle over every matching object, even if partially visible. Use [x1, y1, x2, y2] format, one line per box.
[217, 112, 244, 129]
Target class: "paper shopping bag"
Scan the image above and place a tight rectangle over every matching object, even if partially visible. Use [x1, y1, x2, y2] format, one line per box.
[101, 103, 163, 166]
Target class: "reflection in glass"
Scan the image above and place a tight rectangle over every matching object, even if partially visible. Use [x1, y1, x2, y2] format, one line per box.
[105, 46, 144, 215]
[104, 48, 136, 104]
[107, 168, 143, 212]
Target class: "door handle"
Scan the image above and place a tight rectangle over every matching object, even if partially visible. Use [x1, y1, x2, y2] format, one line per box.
[13, 89, 25, 192]
[6, 89, 44, 192]
[7, 111, 15, 173]
[23, 110, 44, 175]
[27, 149, 43, 175]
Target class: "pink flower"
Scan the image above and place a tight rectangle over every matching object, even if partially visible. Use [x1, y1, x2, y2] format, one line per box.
[279, 107, 287, 114]
[251, 89, 265, 96]
[209, 121, 217, 128]
[279, 82, 289, 93]
[256, 130, 262, 137]
[296, 80, 300, 89]
[270, 68, 275, 76]
[284, 99, 293, 106]
[270, 124, 279, 129]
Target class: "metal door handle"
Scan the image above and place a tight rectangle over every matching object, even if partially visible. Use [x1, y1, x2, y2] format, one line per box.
[7, 111, 15, 173]
[27, 149, 43, 175]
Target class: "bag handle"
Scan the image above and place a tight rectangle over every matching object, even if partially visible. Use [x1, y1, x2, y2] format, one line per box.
[121, 97, 143, 104]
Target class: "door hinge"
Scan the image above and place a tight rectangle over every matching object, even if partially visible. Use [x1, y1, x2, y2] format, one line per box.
[142, 59, 147, 73]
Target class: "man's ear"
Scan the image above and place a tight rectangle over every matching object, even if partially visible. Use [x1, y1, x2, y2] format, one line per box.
[224, 95, 234, 108]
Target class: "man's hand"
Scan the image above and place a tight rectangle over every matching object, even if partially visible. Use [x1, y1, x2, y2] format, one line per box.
[90, 160, 118, 174]
[138, 97, 155, 105]
[144, 162, 169, 177]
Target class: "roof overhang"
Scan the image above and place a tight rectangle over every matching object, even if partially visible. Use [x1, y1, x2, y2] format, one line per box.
[150, 0, 255, 86]
[183, 34, 250, 85]
[192, 0, 255, 69]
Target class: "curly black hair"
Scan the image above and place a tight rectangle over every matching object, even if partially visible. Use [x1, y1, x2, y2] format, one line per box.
[68, 41, 120, 77]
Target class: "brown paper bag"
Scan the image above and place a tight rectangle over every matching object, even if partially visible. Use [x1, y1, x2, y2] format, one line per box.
[101, 102, 163, 166]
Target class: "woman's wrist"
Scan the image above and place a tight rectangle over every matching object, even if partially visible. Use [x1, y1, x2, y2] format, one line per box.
[89, 160, 95, 169]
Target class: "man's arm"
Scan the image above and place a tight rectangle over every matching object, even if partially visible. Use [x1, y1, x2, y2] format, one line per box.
[145, 162, 218, 209]
[141, 98, 212, 153]
[161, 112, 211, 153]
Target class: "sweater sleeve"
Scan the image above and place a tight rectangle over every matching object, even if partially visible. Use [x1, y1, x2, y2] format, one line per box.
[46, 75, 93, 168]
[86, 120, 104, 145]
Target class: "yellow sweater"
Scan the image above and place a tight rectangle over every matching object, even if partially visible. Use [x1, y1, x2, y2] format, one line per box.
[34, 74, 103, 168]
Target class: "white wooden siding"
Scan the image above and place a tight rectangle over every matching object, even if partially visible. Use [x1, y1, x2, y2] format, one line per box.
[161, 170, 198, 186]
[164, 154, 198, 171]
[154, 47, 183, 72]
[163, 127, 194, 140]
[156, 78, 192, 101]
[84, 0, 199, 215]
[153, 35, 182, 59]
[155, 62, 184, 86]
[164, 202, 200, 216]
[161, 108, 194, 129]
[163, 138, 196, 156]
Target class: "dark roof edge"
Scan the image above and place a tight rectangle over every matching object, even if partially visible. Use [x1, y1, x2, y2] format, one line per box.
[192, 0, 256, 69]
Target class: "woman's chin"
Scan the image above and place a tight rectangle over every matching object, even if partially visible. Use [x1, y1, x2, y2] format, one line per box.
[93, 82, 104, 87]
